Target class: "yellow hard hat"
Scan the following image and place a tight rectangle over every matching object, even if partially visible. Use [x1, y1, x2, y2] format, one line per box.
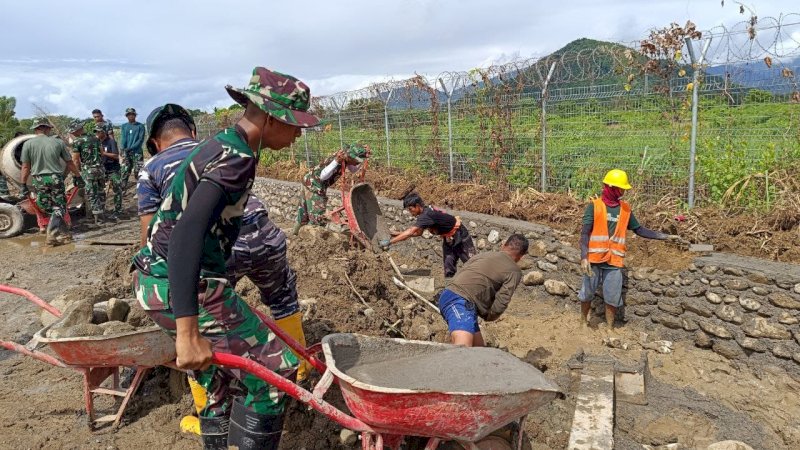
[602, 169, 632, 190]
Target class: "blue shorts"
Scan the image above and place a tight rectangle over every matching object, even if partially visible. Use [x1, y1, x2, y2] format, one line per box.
[438, 289, 480, 334]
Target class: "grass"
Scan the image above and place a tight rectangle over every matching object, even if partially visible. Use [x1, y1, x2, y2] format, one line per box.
[252, 89, 799, 208]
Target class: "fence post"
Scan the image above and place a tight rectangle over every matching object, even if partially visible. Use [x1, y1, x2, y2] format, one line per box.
[438, 78, 454, 183]
[303, 130, 310, 166]
[684, 37, 712, 209]
[540, 62, 557, 193]
[384, 89, 394, 168]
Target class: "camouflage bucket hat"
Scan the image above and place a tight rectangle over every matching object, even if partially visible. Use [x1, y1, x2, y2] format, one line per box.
[225, 67, 320, 128]
[93, 122, 109, 133]
[346, 143, 369, 163]
[68, 119, 85, 133]
[30, 117, 53, 130]
[145, 103, 196, 156]
[125, 107, 137, 116]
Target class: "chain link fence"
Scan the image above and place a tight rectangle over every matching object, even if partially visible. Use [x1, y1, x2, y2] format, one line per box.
[196, 14, 800, 207]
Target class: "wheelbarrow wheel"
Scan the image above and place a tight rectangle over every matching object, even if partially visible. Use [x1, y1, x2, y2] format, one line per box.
[0, 203, 24, 238]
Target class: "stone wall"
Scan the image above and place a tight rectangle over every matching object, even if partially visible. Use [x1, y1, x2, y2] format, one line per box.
[252, 178, 800, 373]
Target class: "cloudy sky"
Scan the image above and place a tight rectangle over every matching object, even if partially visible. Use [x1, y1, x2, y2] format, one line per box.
[0, 0, 794, 123]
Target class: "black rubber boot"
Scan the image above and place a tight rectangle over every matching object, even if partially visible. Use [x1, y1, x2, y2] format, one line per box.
[227, 398, 284, 450]
[199, 415, 229, 450]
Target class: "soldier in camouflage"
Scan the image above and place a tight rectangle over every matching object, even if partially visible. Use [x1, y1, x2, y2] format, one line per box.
[132, 67, 320, 450]
[69, 120, 106, 224]
[293, 143, 368, 232]
[20, 117, 84, 245]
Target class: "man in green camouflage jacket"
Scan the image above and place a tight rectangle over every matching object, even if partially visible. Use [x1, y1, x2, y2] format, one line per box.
[132, 67, 320, 449]
[293, 143, 368, 232]
[69, 120, 106, 224]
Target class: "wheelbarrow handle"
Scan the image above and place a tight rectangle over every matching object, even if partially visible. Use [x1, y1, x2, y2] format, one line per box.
[0, 340, 67, 368]
[211, 352, 372, 433]
[0, 284, 62, 318]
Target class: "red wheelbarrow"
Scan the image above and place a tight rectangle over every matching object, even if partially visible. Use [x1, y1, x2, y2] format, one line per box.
[213, 333, 562, 450]
[0, 284, 176, 429]
[1, 285, 561, 449]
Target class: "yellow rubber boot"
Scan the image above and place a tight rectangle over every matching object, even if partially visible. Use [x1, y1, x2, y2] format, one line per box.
[179, 377, 208, 435]
[275, 311, 311, 381]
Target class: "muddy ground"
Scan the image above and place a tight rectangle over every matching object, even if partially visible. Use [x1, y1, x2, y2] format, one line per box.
[0, 183, 798, 449]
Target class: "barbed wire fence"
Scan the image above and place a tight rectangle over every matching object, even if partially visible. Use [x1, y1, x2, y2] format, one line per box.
[196, 14, 800, 207]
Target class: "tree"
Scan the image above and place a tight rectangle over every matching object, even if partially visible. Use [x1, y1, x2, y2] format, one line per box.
[0, 96, 21, 143]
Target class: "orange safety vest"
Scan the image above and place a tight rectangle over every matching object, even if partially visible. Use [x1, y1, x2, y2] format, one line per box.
[587, 198, 631, 268]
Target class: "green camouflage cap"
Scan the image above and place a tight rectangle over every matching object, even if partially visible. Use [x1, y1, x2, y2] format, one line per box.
[346, 143, 369, 163]
[225, 67, 320, 128]
[145, 103, 196, 156]
[68, 119, 85, 133]
[30, 117, 53, 130]
[125, 107, 137, 116]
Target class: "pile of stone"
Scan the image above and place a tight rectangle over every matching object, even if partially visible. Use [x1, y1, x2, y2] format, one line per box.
[44, 297, 153, 339]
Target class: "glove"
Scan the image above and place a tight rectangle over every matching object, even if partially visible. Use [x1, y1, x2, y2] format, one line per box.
[73, 176, 85, 189]
[580, 259, 593, 277]
[379, 238, 391, 251]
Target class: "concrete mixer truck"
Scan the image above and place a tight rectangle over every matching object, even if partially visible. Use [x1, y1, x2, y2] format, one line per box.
[0, 134, 83, 238]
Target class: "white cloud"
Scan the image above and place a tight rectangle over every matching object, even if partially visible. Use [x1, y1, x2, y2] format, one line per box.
[0, 0, 795, 121]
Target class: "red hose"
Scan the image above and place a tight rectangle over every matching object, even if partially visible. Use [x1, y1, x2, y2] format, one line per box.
[211, 352, 371, 432]
[0, 284, 62, 318]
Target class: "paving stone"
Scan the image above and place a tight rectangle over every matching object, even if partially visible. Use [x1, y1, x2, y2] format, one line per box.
[768, 292, 800, 310]
[723, 279, 750, 291]
[742, 317, 791, 340]
[699, 321, 733, 339]
[682, 300, 713, 318]
[695, 330, 713, 348]
[715, 305, 743, 324]
[738, 297, 762, 312]
[713, 340, 743, 359]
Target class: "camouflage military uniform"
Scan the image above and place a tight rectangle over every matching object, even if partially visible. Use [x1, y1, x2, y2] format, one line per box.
[71, 134, 106, 215]
[227, 196, 299, 319]
[0, 176, 9, 197]
[30, 174, 67, 221]
[296, 153, 339, 226]
[132, 126, 298, 417]
[295, 144, 368, 228]
[21, 131, 72, 230]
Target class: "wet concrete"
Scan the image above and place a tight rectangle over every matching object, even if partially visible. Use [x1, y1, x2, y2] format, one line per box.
[331, 335, 558, 393]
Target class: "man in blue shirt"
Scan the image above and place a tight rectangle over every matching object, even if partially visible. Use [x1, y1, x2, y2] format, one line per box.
[120, 107, 145, 191]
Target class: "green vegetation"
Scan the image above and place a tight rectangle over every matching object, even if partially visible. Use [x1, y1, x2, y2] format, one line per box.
[255, 85, 798, 209]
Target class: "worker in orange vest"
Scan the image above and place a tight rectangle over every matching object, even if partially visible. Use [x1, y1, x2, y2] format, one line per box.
[579, 169, 683, 329]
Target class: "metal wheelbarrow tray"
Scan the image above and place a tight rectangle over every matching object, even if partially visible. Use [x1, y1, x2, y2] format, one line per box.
[322, 333, 562, 444]
[328, 182, 391, 252]
[0, 284, 177, 429]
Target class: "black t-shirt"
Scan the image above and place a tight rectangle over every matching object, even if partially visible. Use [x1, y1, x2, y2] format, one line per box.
[415, 206, 456, 235]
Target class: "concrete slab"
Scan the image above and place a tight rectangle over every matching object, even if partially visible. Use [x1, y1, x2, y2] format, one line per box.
[689, 243, 714, 252]
[615, 371, 647, 405]
[405, 276, 436, 295]
[567, 363, 615, 450]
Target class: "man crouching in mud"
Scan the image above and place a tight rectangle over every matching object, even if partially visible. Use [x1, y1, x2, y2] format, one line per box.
[132, 67, 320, 450]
